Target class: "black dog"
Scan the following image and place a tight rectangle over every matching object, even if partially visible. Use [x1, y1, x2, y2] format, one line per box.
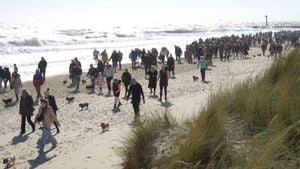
[65, 96, 75, 103]
[86, 85, 93, 90]
[79, 103, 89, 110]
[3, 156, 15, 168]
[192, 76, 199, 82]
[3, 98, 12, 105]
[82, 79, 87, 83]
[63, 80, 67, 84]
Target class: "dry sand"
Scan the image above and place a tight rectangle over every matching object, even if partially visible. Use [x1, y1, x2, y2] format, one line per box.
[0, 48, 274, 169]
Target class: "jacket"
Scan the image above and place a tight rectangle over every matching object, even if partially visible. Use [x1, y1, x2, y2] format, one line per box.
[19, 95, 35, 116]
[34, 106, 60, 129]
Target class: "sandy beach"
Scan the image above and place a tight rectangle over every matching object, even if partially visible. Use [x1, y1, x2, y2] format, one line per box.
[0, 47, 275, 169]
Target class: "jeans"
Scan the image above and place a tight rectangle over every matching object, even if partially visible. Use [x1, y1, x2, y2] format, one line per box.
[90, 78, 95, 90]
[200, 68, 206, 81]
[39, 123, 57, 152]
[106, 76, 112, 92]
[74, 75, 81, 90]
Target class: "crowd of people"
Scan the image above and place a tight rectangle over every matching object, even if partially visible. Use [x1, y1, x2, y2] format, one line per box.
[0, 30, 299, 154]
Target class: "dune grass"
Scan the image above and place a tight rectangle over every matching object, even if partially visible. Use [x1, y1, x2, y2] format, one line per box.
[121, 49, 300, 169]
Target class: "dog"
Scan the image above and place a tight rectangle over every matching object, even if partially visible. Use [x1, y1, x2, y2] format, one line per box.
[192, 76, 199, 82]
[65, 96, 75, 103]
[3, 156, 15, 168]
[79, 103, 89, 110]
[2, 98, 12, 105]
[82, 79, 87, 83]
[85, 85, 93, 90]
[63, 80, 67, 84]
[257, 54, 262, 56]
[100, 123, 109, 131]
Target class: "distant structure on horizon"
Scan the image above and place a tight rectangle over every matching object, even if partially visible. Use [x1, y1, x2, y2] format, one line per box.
[265, 15, 268, 27]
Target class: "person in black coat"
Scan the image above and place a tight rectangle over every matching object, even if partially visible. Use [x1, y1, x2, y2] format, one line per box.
[19, 89, 35, 134]
[167, 54, 175, 77]
[148, 66, 158, 95]
[158, 65, 169, 102]
[3, 67, 12, 89]
[38, 57, 47, 80]
[127, 79, 145, 119]
[121, 68, 131, 97]
[44, 88, 60, 134]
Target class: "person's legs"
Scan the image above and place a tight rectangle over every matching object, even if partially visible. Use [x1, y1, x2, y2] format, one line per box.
[159, 85, 163, 100]
[132, 104, 140, 117]
[35, 85, 42, 98]
[164, 86, 167, 101]
[106, 77, 112, 93]
[21, 115, 26, 134]
[26, 115, 35, 132]
[74, 76, 80, 91]
[201, 69, 205, 81]
[119, 61, 122, 70]
[54, 122, 60, 133]
[39, 127, 57, 153]
[91, 78, 95, 91]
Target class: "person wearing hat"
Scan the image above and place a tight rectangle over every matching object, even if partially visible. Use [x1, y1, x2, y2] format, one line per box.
[34, 98, 60, 153]
[44, 88, 60, 134]
[87, 64, 97, 92]
[19, 89, 35, 134]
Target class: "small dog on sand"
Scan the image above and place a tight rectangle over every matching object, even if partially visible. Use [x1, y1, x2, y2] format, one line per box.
[79, 103, 89, 110]
[2, 98, 12, 105]
[85, 85, 93, 90]
[192, 76, 199, 82]
[100, 123, 109, 131]
[3, 156, 15, 168]
[82, 79, 87, 83]
[65, 96, 75, 103]
[63, 80, 67, 84]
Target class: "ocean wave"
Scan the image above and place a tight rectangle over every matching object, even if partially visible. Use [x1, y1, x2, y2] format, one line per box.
[8, 37, 46, 47]
[57, 29, 94, 36]
[115, 33, 136, 38]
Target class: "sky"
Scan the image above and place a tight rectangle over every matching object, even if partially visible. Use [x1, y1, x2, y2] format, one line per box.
[0, 0, 299, 25]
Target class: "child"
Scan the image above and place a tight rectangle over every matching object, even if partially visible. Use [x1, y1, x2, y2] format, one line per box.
[112, 79, 122, 108]
[96, 72, 105, 94]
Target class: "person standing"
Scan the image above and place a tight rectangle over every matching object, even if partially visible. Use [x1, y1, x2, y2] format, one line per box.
[112, 79, 122, 108]
[38, 57, 47, 80]
[13, 64, 18, 73]
[3, 67, 12, 89]
[158, 65, 169, 102]
[44, 88, 60, 134]
[34, 99, 60, 153]
[72, 63, 82, 91]
[33, 69, 44, 99]
[197, 56, 208, 82]
[0, 66, 4, 92]
[87, 64, 97, 92]
[148, 66, 158, 95]
[110, 50, 119, 73]
[118, 50, 123, 70]
[19, 89, 35, 135]
[127, 79, 145, 119]
[11, 72, 22, 102]
[121, 68, 131, 98]
[96, 72, 105, 94]
[103, 63, 114, 95]
[167, 54, 175, 77]
[93, 49, 99, 63]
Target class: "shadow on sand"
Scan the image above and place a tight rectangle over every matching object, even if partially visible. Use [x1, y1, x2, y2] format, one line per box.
[4, 101, 18, 108]
[160, 101, 173, 108]
[28, 151, 57, 169]
[11, 133, 31, 145]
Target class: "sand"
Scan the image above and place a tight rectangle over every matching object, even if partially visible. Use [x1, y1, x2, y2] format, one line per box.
[0, 47, 274, 169]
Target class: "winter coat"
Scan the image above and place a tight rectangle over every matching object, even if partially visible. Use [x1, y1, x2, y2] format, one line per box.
[34, 106, 60, 129]
[19, 95, 35, 116]
[96, 74, 105, 86]
[127, 82, 144, 104]
[148, 70, 157, 88]
[11, 76, 22, 95]
[33, 73, 44, 86]
[121, 72, 131, 86]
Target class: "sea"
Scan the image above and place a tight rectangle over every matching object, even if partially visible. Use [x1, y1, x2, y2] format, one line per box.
[0, 21, 299, 81]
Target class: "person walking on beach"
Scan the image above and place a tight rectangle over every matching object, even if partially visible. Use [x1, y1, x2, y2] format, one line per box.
[96, 72, 105, 94]
[33, 69, 44, 99]
[101, 49, 108, 64]
[44, 88, 60, 134]
[3, 67, 12, 89]
[109, 50, 119, 73]
[148, 66, 158, 96]
[93, 49, 99, 63]
[127, 79, 145, 119]
[118, 50, 123, 70]
[11, 72, 22, 102]
[72, 63, 82, 92]
[34, 99, 60, 153]
[13, 64, 18, 73]
[158, 65, 169, 102]
[121, 68, 131, 98]
[38, 57, 47, 80]
[112, 79, 122, 108]
[197, 56, 208, 82]
[0, 66, 4, 92]
[167, 54, 175, 77]
[19, 89, 35, 135]
[103, 63, 114, 95]
[87, 64, 97, 92]
[175, 45, 182, 64]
